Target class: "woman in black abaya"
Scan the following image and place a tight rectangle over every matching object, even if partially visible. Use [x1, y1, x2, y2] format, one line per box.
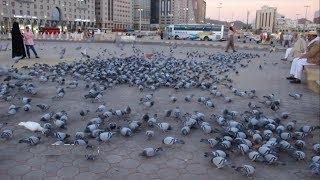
[11, 22, 26, 59]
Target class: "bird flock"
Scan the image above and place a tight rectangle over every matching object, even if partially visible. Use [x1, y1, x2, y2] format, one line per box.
[0, 44, 319, 178]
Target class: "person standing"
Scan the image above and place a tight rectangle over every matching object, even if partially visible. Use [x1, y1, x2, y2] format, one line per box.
[283, 30, 290, 47]
[279, 31, 284, 45]
[225, 26, 236, 53]
[11, 22, 26, 59]
[160, 30, 164, 40]
[23, 26, 39, 59]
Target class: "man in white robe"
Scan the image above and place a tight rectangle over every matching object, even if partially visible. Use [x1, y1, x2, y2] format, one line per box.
[287, 30, 320, 84]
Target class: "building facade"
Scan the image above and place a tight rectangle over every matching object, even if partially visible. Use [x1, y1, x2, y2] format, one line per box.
[255, 5, 277, 32]
[133, 0, 151, 30]
[0, 0, 96, 32]
[192, 0, 206, 23]
[150, 0, 160, 25]
[95, 0, 133, 30]
[174, 0, 196, 24]
[314, 10, 320, 24]
[150, 0, 205, 29]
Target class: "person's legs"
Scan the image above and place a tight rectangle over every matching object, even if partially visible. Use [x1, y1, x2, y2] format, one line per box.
[30, 45, 39, 57]
[25, 45, 31, 58]
[225, 40, 230, 52]
[231, 40, 236, 52]
[282, 48, 292, 60]
[292, 59, 311, 79]
[288, 58, 313, 83]
[289, 58, 299, 77]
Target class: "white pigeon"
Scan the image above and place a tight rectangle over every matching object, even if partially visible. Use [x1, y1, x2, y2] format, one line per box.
[18, 121, 44, 132]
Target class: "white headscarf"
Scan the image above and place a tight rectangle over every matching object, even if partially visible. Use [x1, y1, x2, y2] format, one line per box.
[307, 36, 320, 47]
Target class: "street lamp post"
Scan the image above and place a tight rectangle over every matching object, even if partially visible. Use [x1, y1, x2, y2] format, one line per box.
[217, 3, 222, 21]
[295, 13, 300, 29]
[138, 8, 143, 32]
[246, 11, 250, 32]
[303, 5, 310, 32]
[0, 13, 3, 33]
[183, 8, 189, 24]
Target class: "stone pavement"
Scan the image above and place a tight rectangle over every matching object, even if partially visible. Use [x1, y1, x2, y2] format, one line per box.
[0, 42, 319, 180]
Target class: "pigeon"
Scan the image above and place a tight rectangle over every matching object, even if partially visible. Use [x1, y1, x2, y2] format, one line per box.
[181, 126, 191, 136]
[162, 136, 185, 145]
[22, 97, 31, 104]
[96, 132, 116, 142]
[209, 156, 231, 168]
[59, 48, 66, 59]
[232, 165, 255, 176]
[81, 48, 91, 58]
[248, 151, 264, 162]
[80, 109, 90, 117]
[19, 136, 41, 146]
[200, 138, 219, 148]
[41, 112, 54, 121]
[128, 120, 142, 131]
[205, 100, 215, 108]
[184, 94, 194, 102]
[156, 122, 172, 132]
[36, 104, 50, 111]
[289, 93, 302, 99]
[53, 132, 70, 141]
[85, 154, 97, 161]
[119, 127, 132, 137]
[8, 105, 20, 115]
[204, 150, 228, 158]
[75, 132, 86, 140]
[74, 139, 92, 148]
[23, 104, 31, 112]
[140, 147, 163, 157]
[145, 130, 154, 140]
[0, 129, 13, 140]
[309, 162, 320, 175]
[314, 144, 320, 155]
[169, 95, 177, 103]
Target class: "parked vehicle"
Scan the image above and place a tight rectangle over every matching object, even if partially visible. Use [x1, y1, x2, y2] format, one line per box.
[165, 24, 225, 41]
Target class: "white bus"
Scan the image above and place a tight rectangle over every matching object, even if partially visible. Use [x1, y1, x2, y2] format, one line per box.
[165, 24, 225, 41]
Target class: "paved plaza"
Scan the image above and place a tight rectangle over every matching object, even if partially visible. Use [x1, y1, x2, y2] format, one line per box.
[0, 41, 319, 180]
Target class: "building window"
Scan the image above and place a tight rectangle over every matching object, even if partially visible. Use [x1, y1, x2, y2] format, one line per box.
[265, 13, 268, 27]
[269, 12, 271, 27]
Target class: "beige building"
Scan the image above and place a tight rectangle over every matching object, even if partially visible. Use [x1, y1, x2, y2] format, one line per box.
[173, 0, 196, 24]
[95, 0, 133, 30]
[0, 0, 96, 32]
[192, 0, 206, 23]
[255, 5, 277, 32]
[151, 0, 203, 29]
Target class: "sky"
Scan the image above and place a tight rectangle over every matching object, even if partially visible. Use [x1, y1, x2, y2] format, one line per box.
[206, 0, 319, 23]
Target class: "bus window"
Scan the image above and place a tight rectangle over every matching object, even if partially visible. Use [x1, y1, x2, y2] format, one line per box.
[187, 25, 196, 31]
[195, 25, 204, 31]
[203, 26, 213, 31]
[212, 26, 222, 31]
